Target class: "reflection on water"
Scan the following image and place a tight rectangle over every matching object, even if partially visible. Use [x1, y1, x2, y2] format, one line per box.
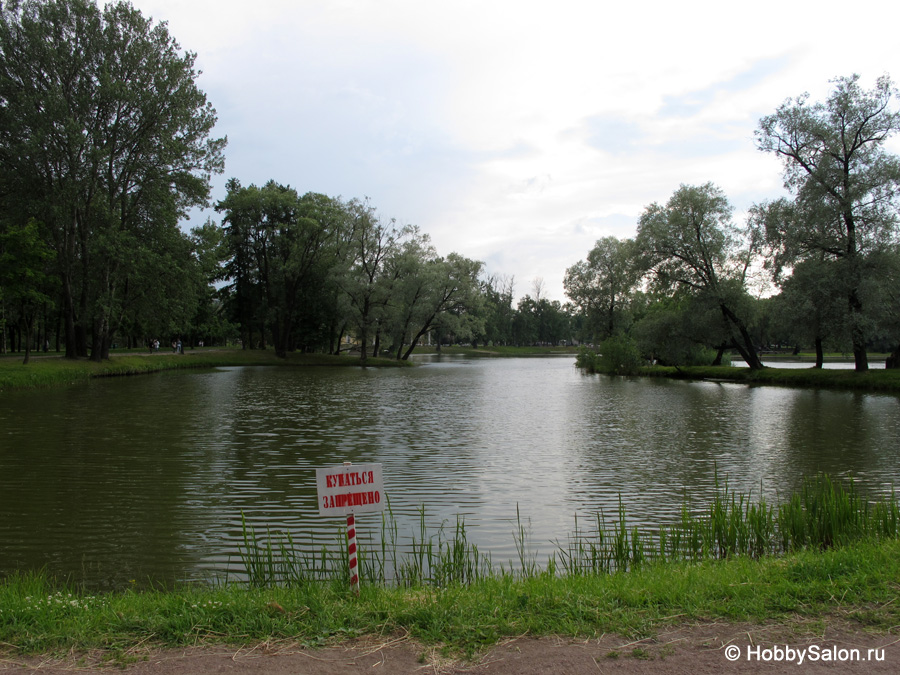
[1, 356, 899, 587]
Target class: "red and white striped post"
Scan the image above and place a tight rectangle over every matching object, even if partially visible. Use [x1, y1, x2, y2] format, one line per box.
[315, 460, 385, 596]
[346, 511, 359, 595]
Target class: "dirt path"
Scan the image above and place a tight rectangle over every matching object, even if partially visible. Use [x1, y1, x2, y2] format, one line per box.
[2, 620, 897, 674]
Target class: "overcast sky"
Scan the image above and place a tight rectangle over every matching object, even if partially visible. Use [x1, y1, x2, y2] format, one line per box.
[130, 0, 900, 302]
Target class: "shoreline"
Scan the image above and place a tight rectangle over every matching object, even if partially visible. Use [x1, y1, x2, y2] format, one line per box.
[638, 363, 900, 393]
[0, 346, 582, 393]
[2, 537, 898, 665]
[0, 348, 411, 393]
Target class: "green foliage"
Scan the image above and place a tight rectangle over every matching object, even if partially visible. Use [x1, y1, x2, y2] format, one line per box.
[0, 0, 226, 358]
[756, 74, 900, 371]
[564, 237, 640, 343]
[510, 294, 571, 346]
[636, 183, 764, 369]
[596, 336, 642, 375]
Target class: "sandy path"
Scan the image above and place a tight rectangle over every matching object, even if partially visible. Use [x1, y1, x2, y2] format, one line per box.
[2, 620, 898, 674]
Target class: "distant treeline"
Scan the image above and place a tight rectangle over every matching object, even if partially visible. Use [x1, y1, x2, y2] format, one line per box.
[2, 2, 899, 370]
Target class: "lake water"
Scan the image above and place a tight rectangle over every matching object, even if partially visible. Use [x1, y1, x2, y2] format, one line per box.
[2, 356, 899, 588]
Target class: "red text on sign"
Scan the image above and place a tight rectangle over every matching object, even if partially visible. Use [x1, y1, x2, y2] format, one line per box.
[325, 471, 376, 489]
[322, 491, 381, 510]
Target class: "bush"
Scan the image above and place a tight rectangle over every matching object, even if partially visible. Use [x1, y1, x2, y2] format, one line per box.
[597, 336, 643, 375]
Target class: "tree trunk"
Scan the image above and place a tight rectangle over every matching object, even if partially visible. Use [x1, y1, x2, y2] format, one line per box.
[90, 317, 104, 362]
[62, 276, 79, 358]
[719, 303, 763, 369]
[848, 282, 869, 371]
[21, 316, 32, 365]
[372, 326, 381, 359]
[886, 344, 900, 369]
[359, 323, 368, 364]
[711, 342, 727, 366]
[814, 337, 824, 369]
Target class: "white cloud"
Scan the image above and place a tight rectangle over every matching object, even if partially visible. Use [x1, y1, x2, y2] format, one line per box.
[132, 0, 900, 301]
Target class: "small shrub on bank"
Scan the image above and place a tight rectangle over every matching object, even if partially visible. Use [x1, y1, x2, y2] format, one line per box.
[577, 337, 643, 375]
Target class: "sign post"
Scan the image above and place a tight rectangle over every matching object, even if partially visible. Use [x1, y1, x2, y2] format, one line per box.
[315, 461, 385, 594]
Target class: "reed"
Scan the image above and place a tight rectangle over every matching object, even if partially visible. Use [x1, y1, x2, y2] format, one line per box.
[236, 473, 900, 589]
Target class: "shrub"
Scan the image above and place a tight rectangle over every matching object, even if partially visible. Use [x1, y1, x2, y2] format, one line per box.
[597, 336, 643, 375]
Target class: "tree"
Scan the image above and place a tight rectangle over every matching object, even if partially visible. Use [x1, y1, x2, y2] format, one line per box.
[756, 74, 900, 371]
[564, 236, 639, 343]
[338, 202, 399, 363]
[217, 180, 336, 358]
[768, 256, 848, 368]
[511, 294, 570, 346]
[393, 251, 483, 359]
[0, 0, 226, 359]
[478, 274, 515, 346]
[0, 218, 54, 363]
[632, 290, 730, 366]
[636, 183, 764, 369]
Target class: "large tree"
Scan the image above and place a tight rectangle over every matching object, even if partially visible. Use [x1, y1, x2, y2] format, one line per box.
[756, 74, 900, 371]
[217, 180, 338, 358]
[636, 183, 764, 369]
[564, 236, 639, 343]
[338, 202, 400, 363]
[386, 244, 484, 360]
[0, 0, 225, 359]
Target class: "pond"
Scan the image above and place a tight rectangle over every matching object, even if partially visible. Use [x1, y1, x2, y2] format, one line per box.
[2, 355, 899, 588]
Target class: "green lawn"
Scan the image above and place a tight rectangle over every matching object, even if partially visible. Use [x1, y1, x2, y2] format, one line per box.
[0, 348, 409, 392]
[1, 538, 898, 657]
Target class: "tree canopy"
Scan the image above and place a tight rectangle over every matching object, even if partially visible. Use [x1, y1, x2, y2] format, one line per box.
[0, 0, 225, 359]
[756, 74, 900, 371]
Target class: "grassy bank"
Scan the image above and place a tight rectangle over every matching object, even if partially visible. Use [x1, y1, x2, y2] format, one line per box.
[2, 539, 899, 657]
[575, 349, 900, 393]
[759, 351, 890, 363]
[2, 475, 898, 657]
[0, 348, 410, 392]
[645, 364, 900, 392]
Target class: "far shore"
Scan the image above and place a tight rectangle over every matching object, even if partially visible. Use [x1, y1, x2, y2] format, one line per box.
[3, 345, 899, 394]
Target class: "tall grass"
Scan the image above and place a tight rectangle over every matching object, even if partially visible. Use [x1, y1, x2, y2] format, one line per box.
[238, 505, 495, 589]
[237, 474, 900, 588]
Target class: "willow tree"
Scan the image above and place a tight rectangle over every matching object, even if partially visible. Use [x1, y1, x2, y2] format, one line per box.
[636, 183, 764, 369]
[756, 74, 900, 371]
[564, 236, 640, 343]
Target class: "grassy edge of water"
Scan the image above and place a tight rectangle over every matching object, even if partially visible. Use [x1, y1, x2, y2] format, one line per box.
[575, 349, 900, 393]
[645, 364, 900, 392]
[0, 349, 410, 392]
[1, 538, 899, 658]
[4, 475, 900, 659]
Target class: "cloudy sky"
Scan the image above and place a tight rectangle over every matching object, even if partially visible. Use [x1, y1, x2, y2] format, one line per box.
[130, 0, 900, 301]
